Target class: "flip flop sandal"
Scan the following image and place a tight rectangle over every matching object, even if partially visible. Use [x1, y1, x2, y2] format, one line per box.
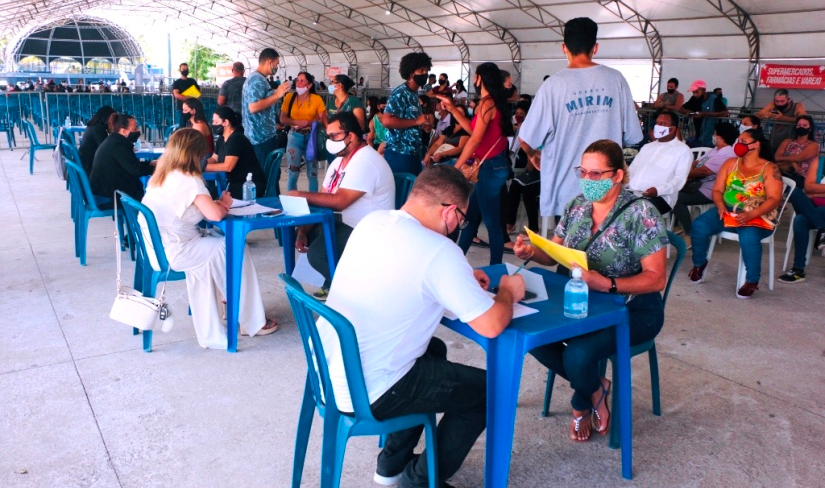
[570, 410, 592, 441]
[242, 318, 278, 336]
[592, 379, 611, 435]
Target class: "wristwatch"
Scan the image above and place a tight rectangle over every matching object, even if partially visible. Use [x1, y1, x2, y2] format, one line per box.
[609, 277, 618, 294]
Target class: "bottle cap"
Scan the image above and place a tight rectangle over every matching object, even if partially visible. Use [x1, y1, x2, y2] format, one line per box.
[246, 173, 252, 181]
[571, 267, 583, 278]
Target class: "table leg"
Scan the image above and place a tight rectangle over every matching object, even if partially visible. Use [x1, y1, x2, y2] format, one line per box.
[282, 226, 296, 275]
[224, 224, 246, 353]
[485, 333, 525, 488]
[321, 213, 337, 280]
[614, 315, 633, 479]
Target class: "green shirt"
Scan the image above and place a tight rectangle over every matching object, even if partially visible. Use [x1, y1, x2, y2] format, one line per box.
[328, 95, 363, 118]
[555, 190, 669, 279]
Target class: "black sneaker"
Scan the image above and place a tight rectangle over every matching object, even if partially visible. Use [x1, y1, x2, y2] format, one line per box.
[471, 239, 490, 249]
[778, 267, 806, 284]
[815, 228, 825, 250]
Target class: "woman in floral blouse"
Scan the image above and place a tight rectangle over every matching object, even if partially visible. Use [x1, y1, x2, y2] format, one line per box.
[688, 128, 783, 299]
[514, 139, 669, 442]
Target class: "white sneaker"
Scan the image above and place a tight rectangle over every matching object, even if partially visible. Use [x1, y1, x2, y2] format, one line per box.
[373, 472, 402, 486]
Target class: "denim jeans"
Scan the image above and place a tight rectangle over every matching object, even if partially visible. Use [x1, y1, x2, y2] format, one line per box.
[384, 148, 422, 175]
[529, 292, 664, 412]
[792, 207, 825, 269]
[285, 130, 318, 192]
[458, 152, 509, 265]
[691, 209, 772, 283]
[370, 337, 486, 488]
[306, 220, 352, 289]
[252, 135, 279, 197]
[789, 188, 825, 230]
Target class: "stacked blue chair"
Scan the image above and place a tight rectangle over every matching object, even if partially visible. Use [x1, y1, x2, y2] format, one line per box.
[541, 231, 687, 449]
[279, 273, 439, 488]
[393, 173, 416, 210]
[65, 160, 124, 265]
[117, 192, 186, 352]
[21, 120, 56, 174]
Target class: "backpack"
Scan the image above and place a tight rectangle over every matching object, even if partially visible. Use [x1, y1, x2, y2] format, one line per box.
[53, 127, 67, 181]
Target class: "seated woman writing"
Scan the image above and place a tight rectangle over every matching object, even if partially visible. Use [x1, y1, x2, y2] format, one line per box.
[688, 128, 784, 299]
[513, 139, 669, 442]
[205, 107, 267, 199]
[141, 129, 278, 350]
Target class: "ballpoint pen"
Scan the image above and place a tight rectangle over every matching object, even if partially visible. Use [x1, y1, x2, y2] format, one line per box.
[513, 258, 532, 275]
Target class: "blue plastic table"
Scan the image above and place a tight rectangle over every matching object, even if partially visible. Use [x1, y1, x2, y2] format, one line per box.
[135, 146, 165, 160]
[211, 197, 337, 352]
[440, 264, 633, 485]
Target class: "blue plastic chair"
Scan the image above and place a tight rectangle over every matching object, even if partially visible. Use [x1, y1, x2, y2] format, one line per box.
[21, 120, 56, 174]
[118, 192, 186, 352]
[279, 274, 439, 488]
[541, 231, 687, 449]
[163, 124, 178, 144]
[393, 173, 416, 210]
[263, 148, 284, 198]
[61, 140, 82, 218]
[0, 113, 15, 149]
[65, 160, 124, 266]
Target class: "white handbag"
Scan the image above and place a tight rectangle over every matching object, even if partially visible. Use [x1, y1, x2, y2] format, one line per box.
[109, 202, 174, 332]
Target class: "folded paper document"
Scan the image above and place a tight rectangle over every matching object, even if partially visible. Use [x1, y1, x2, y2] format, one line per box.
[524, 227, 589, 271]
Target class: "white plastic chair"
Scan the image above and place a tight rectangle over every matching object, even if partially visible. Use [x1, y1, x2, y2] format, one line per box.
[782, 211, 823, 271]
[706, 177, 795, 291]
[690, 147, 713, 161]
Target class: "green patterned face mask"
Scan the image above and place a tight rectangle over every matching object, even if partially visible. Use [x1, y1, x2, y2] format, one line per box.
[579, 177, 614, 202]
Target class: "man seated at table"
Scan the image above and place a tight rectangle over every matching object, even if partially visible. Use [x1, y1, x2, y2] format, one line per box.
[289, 111, 396, 299]
[625, 110, 693, 216]
[316, 164, 525, 488]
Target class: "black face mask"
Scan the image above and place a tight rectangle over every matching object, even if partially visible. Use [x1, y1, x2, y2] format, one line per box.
[796, 127, 810, 137]
[412, 74, 429, 87]
[774, 103, 788, 112]
[212, 124, 224, 136]
[181, 69, 189, 77]
[667, 88, 675, 94]
[127, 131, 141, 143]
[182, 112, 193, 121]
[438, 79, 446, 85]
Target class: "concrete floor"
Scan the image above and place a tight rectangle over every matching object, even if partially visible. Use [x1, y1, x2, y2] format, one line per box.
[2, 141, 824, 488]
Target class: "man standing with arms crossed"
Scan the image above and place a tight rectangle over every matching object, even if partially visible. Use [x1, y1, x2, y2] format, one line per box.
[519, 17, 642, 226]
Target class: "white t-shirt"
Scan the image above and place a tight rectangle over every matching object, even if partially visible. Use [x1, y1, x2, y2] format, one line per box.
[626, 138, 694, 209]
[322, 145, 395, 228]
[316, 210, 495, 412]
[140, 170, 209, 265]
[518, 64, 643, 216]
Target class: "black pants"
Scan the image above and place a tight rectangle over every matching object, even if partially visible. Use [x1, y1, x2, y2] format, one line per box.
[505, 174, 540, 232]
[672, 191, 713, 235]
[645, 196, 672, 216]
[306, 220, 353, 289]
[370, 337, 487, 488]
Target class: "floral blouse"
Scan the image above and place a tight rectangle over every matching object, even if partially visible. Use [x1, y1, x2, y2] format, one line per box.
[555, 190, 669, 279]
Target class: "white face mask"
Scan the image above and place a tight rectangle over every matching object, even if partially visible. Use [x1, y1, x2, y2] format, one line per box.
[325, 137, 348, 156]
[653, 124, 671, 139]
[739, 124, 751, 133]
[295, 86, 309, 95]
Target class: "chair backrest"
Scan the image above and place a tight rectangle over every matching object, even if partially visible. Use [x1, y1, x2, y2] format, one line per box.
[60, 128, 76, 148]
[22, 120, 40, 145]
[117, 191, 173, 273]
[163, 124, 178, 143]
[264, 148, 285, 198]
[393, 173, 416, 210]
[60, 140, 81, 168]
[663, 231, 687, 307]
[279, 273, 377, 421]
[691, 147, 713, 161]
[65, 160, 102, 212]
[776, 176, 797, 229]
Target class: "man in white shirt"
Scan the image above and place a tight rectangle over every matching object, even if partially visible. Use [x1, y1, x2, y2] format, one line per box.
[626, 111, 693, 215]
[288, 112, 395, 297]
[316, 165, 525, 488]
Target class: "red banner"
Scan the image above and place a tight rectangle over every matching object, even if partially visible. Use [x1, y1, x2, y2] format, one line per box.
[759, 64, 825, 90]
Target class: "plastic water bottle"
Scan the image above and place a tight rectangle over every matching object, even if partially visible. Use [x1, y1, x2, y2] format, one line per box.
[564, 267, 588, 319]
[64, 116, 71, 128]
[133, 138, 141, 152]
[242, 173, 256, 203]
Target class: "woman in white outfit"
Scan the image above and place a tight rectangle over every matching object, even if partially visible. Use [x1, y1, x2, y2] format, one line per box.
[141, 129, 278, 349]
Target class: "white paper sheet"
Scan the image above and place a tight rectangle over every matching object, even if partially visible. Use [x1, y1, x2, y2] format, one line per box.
[279, 195, 311, 216]
[504, 262, 549, 304]
[227, 203, 279, 216]
[444, 291, 538, 321]
[230, 199, 251, 209]
[291, 253, 326, 287]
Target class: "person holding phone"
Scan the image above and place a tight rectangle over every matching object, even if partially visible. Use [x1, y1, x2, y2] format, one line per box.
[756, 89, 807, 150]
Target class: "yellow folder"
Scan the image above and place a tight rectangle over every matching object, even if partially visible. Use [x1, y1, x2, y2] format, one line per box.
[524, 227, 589, 271]
[181, 85, 201, 98]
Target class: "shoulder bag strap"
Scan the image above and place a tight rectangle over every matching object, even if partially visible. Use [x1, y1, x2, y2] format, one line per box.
[476, 136, 503, 165]
[584, 198, 642, 252]
[113, 194, 172, 300]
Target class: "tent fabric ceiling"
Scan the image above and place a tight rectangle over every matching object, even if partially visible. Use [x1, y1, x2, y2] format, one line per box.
[1, 0, 822, 84]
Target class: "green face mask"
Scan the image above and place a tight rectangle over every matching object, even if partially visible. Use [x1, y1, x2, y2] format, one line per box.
[579, 177, 614, 202]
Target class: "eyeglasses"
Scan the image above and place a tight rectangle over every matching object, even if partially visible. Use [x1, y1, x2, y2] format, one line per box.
[574, 166, 617, 180]
[327, 130, 349, 142]
[441, 203, 469, 230]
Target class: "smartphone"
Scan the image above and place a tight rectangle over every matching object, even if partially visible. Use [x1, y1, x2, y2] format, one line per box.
[489, 286, 537, 301]
[262, 209, 283, 217]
